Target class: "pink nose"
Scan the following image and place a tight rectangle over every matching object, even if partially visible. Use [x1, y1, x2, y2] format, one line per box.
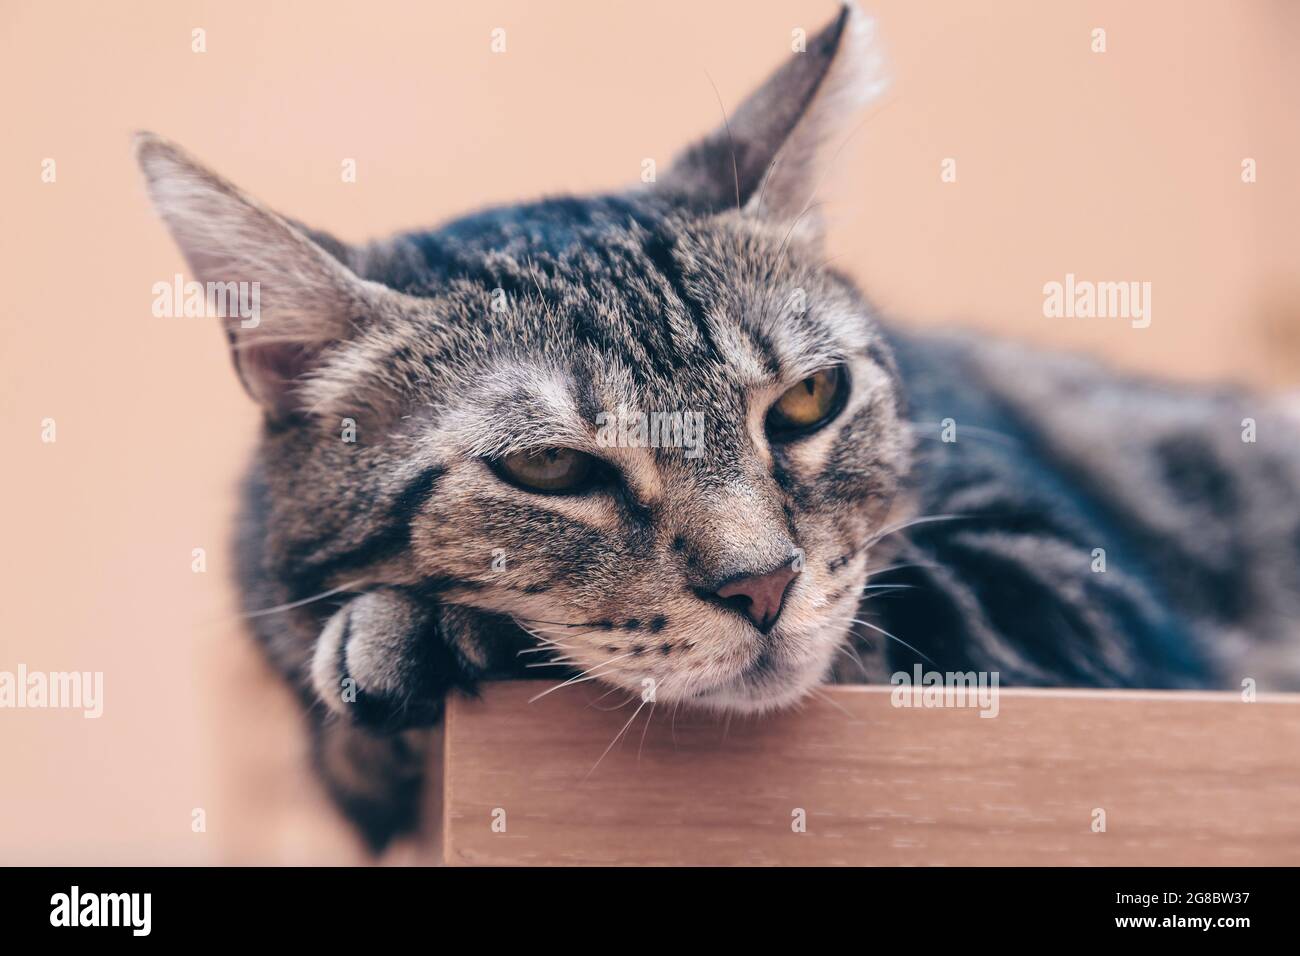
[715, 560, 799, 633]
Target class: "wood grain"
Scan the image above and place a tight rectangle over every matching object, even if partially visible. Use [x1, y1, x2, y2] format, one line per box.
[442, 682, 1300, 866]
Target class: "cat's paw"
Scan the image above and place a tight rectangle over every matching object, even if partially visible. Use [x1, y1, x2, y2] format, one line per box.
[310, 589, 447, 731]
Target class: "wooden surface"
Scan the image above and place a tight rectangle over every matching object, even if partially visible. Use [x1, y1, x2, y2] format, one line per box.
[442, 682, 1300, 866]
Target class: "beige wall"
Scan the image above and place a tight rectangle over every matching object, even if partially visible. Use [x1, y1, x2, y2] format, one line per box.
[1, 0, 1296, 864]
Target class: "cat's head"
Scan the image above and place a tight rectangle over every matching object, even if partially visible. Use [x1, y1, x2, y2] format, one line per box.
[139, 3, 907, 714]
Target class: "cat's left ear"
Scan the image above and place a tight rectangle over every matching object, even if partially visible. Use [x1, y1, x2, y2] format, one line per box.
[135, 133, 413, 420]
[662, 1, 887, 234]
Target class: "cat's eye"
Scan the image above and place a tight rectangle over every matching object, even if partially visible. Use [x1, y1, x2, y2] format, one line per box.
[766, 366, 849, 440]
[492, 447, 599, 494]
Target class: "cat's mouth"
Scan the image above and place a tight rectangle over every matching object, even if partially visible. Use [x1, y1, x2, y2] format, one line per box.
[678, 582, 862, 713]
[681, 629, 841, 714]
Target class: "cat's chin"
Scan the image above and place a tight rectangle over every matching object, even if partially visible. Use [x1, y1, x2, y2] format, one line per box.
[686, 678, 818, 715]
[682, 623, 849, 714]
[684, 654, 831, 715]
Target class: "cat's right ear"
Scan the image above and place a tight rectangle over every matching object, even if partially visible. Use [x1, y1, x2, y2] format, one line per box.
[135, 133, 394, 419]
[661, 2, 888, 233]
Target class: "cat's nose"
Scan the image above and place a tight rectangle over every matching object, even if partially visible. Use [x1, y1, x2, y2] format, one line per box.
[714, 559, 799, 633]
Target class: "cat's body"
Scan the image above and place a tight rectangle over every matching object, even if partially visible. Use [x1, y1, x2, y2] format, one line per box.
[139, 4, 1300, 849]
[873, 329, 1300, 689]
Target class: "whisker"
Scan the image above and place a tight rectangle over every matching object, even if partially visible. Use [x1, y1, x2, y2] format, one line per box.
[241, 580, 364, 619]
[703, 69, 742, 213]
[864, 561, 933, 579]
[511, 620, 569, 653]
[511, 618, 602, 653]
[516, 645, 569, 657]
[766, 96, 896, 282]
[513, 616, 606, 629]
[588, 686, 636, 712]
[866, 513, 969, 548]
[584, 697, 650, 781]
[835, 642, 871, 679]
[528, 653, 636, 704]
[520, 626, 601, 645]
[774, 199, 829, 270]
[528, 670, 613, 699]
[809, 686, 854, 718]
[637, 697, 658, 760]
[846, 617, 935, 666]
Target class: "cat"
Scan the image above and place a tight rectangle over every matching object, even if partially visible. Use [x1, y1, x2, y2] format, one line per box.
[137, 3, 1300, 849]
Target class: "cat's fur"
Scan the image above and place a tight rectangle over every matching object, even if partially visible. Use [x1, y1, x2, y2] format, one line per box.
[138, 3, 1300, 849]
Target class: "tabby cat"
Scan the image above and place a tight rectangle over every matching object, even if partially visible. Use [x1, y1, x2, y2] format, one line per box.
[137, 3, 1300, 848]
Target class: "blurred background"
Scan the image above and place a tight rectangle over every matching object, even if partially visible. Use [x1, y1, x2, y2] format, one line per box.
[1, 0, 1297, 864]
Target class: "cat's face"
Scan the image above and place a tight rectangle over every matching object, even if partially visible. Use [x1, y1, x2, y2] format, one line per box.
[139, 3, 899, 713]
[341, 212, 904, 712]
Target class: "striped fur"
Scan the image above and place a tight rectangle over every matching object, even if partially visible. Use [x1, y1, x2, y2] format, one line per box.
[139, 3, 1300, 849]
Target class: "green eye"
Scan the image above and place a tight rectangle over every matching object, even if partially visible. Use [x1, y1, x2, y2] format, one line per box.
[493, 447, 598, 494]
[766, 366, 849, 439]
